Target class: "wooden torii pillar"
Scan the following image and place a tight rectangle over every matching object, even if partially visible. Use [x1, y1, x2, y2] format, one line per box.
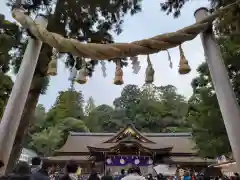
[0, 13, 48, 175]
[195, 8, 240, 173]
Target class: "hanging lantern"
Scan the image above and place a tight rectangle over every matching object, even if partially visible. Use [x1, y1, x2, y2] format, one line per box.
[76, 68, 88, 84]
[68, 66, 77, 81]
[76, 59, 88, 84]
[178, 45, 191, 74]
[47, 48, 58, 76]
[114, 60, 124, 85]
[145, 54, 155, 83]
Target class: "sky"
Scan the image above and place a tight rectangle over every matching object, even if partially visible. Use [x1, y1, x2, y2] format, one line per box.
[0, 0, 211, 110]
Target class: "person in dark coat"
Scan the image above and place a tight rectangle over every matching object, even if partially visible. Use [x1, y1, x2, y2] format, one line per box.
[235, 173, 240, 180]
[9, 162, 31, 180]
[146, 174, 153, 180]
[0, 160, 4, 168]
[101, 170, 113, 180]
[117, 169, 125, 180]
[156, 173, 166, 180]
[60, 160, 78, 180]
[30, 157, 50, 180]
[88, 170, 100, 180]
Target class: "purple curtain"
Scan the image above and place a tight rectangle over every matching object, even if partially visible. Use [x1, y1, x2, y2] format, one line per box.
[105, 156, 153, 166]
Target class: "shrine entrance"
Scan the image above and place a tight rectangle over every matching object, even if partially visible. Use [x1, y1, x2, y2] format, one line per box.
[87, 124, 158, 175]
[44, 124, 215, 175]
[105, 155, 154, 175]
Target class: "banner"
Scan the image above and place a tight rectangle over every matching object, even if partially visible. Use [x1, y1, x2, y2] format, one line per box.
[105, 156, 153, 166]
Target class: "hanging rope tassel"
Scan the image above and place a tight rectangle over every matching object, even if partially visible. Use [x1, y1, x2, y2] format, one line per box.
[166, 50, 173, 68]
[178, 45, 191, 74]
[145, 54, 155, 84]
[47, 48, 58, 76]
[114, 60, 124, 85]
[76, 58, 88, 84]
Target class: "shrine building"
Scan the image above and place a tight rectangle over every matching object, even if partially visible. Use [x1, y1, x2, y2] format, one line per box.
[43, 124, 215, 175]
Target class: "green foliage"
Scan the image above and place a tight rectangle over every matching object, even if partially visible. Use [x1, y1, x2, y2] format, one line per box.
[46, 89, 85, 123]
[8, 0, 144, 76]
[0, 73, 13, 117]
[160, 0, 224, 18]
[85, 97, 96, 115]
[114, 85, 142, 109]
[27, 89, 88, 156]
[0, 14, 20, 118]
[187, 77, 231, 158]
[59, 117, 90, 145]
[85, 84, 189, 133]
[29, 126, 63, 156]
[160, 0, 240, 38]
[186, 42, 234, 158]
[113, 84, 142, 120]
[185, 32, 240, 158]
[159, 0, 240, 158]
[27, 83, 190, 156]
[85, 104, 115, 132]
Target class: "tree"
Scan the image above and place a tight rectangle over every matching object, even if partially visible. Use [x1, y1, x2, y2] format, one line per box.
[85, 104, 115, 132]
[160, 0, 236, 18]
[27, 83, 191, 154]
[0, 74, 13, 118]
[7, 0, 144, 171]
[141, 84, 158, 100]
[135, 85, 189, 132]
[58, 117, 89, 149]
[159, 0, 240, 158]
[27, 90, 89, 156]
[187, 36, 240, 158]
[83, 84, 189, 133]
[46, 89, 84, 124]
[34, 104, 46, 122]
[85, 97, 96, 115]
[114, 85, 142, 109]
[29, 117, 89, 156]
[113, 84, 142, 120]
[29, 126, 63, 156]
[187, 62, 231, 158]
[160, 0, 240, 43]
[24, 104, 47, 148]
[133, 98, 164, 132]
[0, 14, 20, 118]
[156, 85, 188, 118]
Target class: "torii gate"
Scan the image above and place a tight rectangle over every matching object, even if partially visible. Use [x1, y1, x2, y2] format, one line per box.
[1, 0, 240, 175]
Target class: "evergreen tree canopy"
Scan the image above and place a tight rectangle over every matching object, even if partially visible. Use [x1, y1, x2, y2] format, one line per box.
[27, 89, 88, 155]
[0, 14, 21, 118]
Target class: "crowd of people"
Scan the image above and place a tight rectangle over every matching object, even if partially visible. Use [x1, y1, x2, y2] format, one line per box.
[0, 158, 240, 180]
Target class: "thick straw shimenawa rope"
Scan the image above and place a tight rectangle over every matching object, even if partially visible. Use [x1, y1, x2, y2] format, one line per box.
[12, 0, 240, 60]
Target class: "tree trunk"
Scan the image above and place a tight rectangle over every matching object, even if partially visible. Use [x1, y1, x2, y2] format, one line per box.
[5, 0, 65, 172]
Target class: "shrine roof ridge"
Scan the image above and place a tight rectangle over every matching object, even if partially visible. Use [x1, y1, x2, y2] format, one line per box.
[69, 131, 192, 137]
